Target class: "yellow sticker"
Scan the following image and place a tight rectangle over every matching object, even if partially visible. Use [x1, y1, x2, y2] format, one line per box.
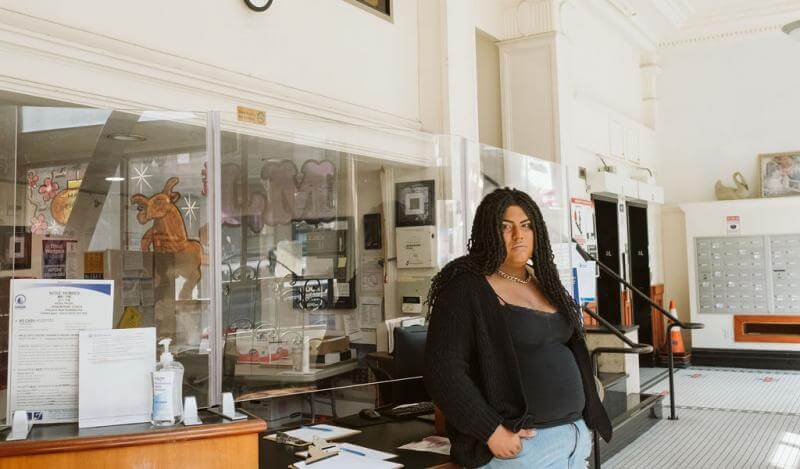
[236, 106, 267, 125]
[118, 306, 141, 329]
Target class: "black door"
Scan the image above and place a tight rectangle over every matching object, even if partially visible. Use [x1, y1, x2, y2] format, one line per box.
[593, 196, 621, 325]
[627, 202, 652, 365]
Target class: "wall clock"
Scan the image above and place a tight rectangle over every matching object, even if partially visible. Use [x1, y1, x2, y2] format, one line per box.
[244, 0, 274, 12]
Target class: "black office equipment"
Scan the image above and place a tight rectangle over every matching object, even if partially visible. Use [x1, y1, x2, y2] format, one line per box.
[363, 213, 382, 250]
[390, 324, 429, 406]
[358, 408, 382, 420]
[380, 401, 435, 419]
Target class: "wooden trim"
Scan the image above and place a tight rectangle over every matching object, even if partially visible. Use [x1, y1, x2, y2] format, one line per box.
[582, 301, 599, 327]
[621, 290, 633, 326]
[0, 419, 266, 458]
[734, 315, 800, 344]
[650, 284, 666, 353]
[693, 347, 800, 370]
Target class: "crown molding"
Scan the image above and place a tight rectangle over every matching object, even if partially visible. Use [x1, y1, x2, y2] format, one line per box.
[0, 7, 422, 132]
[657, 24, 782, 48]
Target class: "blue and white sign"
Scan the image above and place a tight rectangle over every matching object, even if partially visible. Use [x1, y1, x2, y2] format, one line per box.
[7, 279, 113, 424]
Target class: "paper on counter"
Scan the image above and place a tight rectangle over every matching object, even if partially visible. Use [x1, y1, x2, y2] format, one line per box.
[78, 327, 156, 428]
[266, 424, 361, 443]
[295, 442, 398, 460]
[290, 452, 402, 469]
[397, 435, 451, 455]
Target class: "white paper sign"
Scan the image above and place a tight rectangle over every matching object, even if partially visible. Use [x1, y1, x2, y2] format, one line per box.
[7, 279, 114, 424]
[78, 328, 155, 428]
[726, 215, 741, 234]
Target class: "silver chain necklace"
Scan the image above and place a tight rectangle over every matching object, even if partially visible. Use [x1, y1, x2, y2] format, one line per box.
[496, 268, 531, 284]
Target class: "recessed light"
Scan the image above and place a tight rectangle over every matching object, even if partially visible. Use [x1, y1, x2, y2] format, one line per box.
[105, 177, 125, 182]
[107, 133, 147, 142]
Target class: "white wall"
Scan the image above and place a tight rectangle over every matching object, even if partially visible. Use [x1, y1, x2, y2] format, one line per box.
[557, 4, 665, 285]
[476, 30, 503, 149]
[680, 198, 800, 351]
[657, 33, 800, 205]
[0, 1, 421, 127]
[658, 32, 800, 341]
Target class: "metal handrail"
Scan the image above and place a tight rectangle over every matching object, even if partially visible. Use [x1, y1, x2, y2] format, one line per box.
[581, 304, 652, 469]
[572, 241, 704, 421]
[573, 243, 702, 330]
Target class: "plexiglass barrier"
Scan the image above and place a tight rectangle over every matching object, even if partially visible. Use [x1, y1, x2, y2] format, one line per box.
[0, 102, 213, 417]
[0, 90, 567, 430]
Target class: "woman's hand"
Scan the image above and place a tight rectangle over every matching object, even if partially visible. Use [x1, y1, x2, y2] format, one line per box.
[487, 425, 536, 458]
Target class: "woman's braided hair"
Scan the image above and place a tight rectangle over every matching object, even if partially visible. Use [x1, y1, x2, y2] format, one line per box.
[425, 187, 584, 336]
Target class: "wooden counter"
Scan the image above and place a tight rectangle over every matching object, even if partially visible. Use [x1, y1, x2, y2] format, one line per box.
[0, 411, 266, 469]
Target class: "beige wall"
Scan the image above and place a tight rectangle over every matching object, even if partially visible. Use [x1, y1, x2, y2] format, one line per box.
[475, 30, 503, 149]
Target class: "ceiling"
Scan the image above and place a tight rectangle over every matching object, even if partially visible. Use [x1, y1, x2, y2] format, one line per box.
[620, 0, 800, 45]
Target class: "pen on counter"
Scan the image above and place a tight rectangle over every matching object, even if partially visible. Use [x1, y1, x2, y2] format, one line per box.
[340, 447, 366, 456]
[301, 425, 333, 432]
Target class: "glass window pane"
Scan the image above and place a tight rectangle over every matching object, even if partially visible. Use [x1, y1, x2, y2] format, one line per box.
[217, 116, 454, 430]
[1, 98, 212, 419]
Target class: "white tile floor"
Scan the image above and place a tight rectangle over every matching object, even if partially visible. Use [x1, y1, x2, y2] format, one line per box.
[605, 367, 800, 469]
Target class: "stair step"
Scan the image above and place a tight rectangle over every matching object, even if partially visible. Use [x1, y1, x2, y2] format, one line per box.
[598, 372, 627, 389]
[592, 391, 664, 467]
[640, 367, 670, 391]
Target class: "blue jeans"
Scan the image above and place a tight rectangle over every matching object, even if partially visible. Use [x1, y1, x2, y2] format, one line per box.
[479, 419, 592, 469]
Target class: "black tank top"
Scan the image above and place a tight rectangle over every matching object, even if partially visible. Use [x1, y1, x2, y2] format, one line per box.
[504, 304, 585, 428]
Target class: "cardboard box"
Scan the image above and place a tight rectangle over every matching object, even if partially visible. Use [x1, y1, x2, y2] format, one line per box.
[313, 335, 350, 355]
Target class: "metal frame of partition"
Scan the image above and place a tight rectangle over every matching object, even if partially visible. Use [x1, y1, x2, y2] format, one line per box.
[208, 111, 224, 407]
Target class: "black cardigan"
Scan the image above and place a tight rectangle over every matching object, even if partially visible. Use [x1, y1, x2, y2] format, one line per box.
[424, 271, 612, 468]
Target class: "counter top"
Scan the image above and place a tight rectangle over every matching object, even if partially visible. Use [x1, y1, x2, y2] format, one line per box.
[0, 411, 266, 458]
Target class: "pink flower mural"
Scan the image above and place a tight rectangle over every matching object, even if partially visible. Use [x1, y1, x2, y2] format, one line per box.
[38, 177, 60, 202]
[30, 213, 47, 234]
[27, 172, 39, 189]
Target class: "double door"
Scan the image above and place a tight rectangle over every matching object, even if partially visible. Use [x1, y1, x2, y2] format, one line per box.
[593, 196, 653, 355]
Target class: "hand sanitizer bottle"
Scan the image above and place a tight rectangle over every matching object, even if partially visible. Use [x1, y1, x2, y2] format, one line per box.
[151, 338, 184, 426]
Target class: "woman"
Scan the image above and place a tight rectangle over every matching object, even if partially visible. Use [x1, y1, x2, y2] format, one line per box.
[424, 188, 611, 468]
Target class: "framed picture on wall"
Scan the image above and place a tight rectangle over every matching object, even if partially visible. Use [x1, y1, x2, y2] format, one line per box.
[396, 180, 435, 227]
[759, 151, 800, 198]
[342, 0, 392, 21]
[0, 226, 31, 271]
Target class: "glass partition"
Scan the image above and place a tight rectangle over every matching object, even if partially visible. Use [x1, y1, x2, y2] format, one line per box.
[0, 89, 571, 431]
[0, 93, 213, 420]
[475, 142, 569, 244]
[215, 113, 464, 426]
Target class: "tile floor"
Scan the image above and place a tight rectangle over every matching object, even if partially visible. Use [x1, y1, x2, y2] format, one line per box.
[605, 367, 800, 469]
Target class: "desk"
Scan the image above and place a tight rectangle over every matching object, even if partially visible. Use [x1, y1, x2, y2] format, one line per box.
[0, 411, 265, 469]
[261, 418, 453, 468]
[235, 359, 359, 383]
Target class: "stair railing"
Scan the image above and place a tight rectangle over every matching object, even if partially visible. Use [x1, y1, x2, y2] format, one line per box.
[572, 241, 705, 421]
[581, 304, 653, 469]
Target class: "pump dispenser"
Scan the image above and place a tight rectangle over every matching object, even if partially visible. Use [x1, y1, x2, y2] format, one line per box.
[151, 338, 184, 426]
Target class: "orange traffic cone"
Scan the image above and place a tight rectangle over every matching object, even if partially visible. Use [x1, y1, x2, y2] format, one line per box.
[661, 300, 692, 368]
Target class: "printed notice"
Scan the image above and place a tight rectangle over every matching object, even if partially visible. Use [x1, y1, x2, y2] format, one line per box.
[7, 279, 114, 424]
[79, 328, 155, 428]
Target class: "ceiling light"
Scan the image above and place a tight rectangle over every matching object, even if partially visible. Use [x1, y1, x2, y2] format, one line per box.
[107, 133, 147, 142]
[105, 177, 125, 182]
[783, 20, 800, 41]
